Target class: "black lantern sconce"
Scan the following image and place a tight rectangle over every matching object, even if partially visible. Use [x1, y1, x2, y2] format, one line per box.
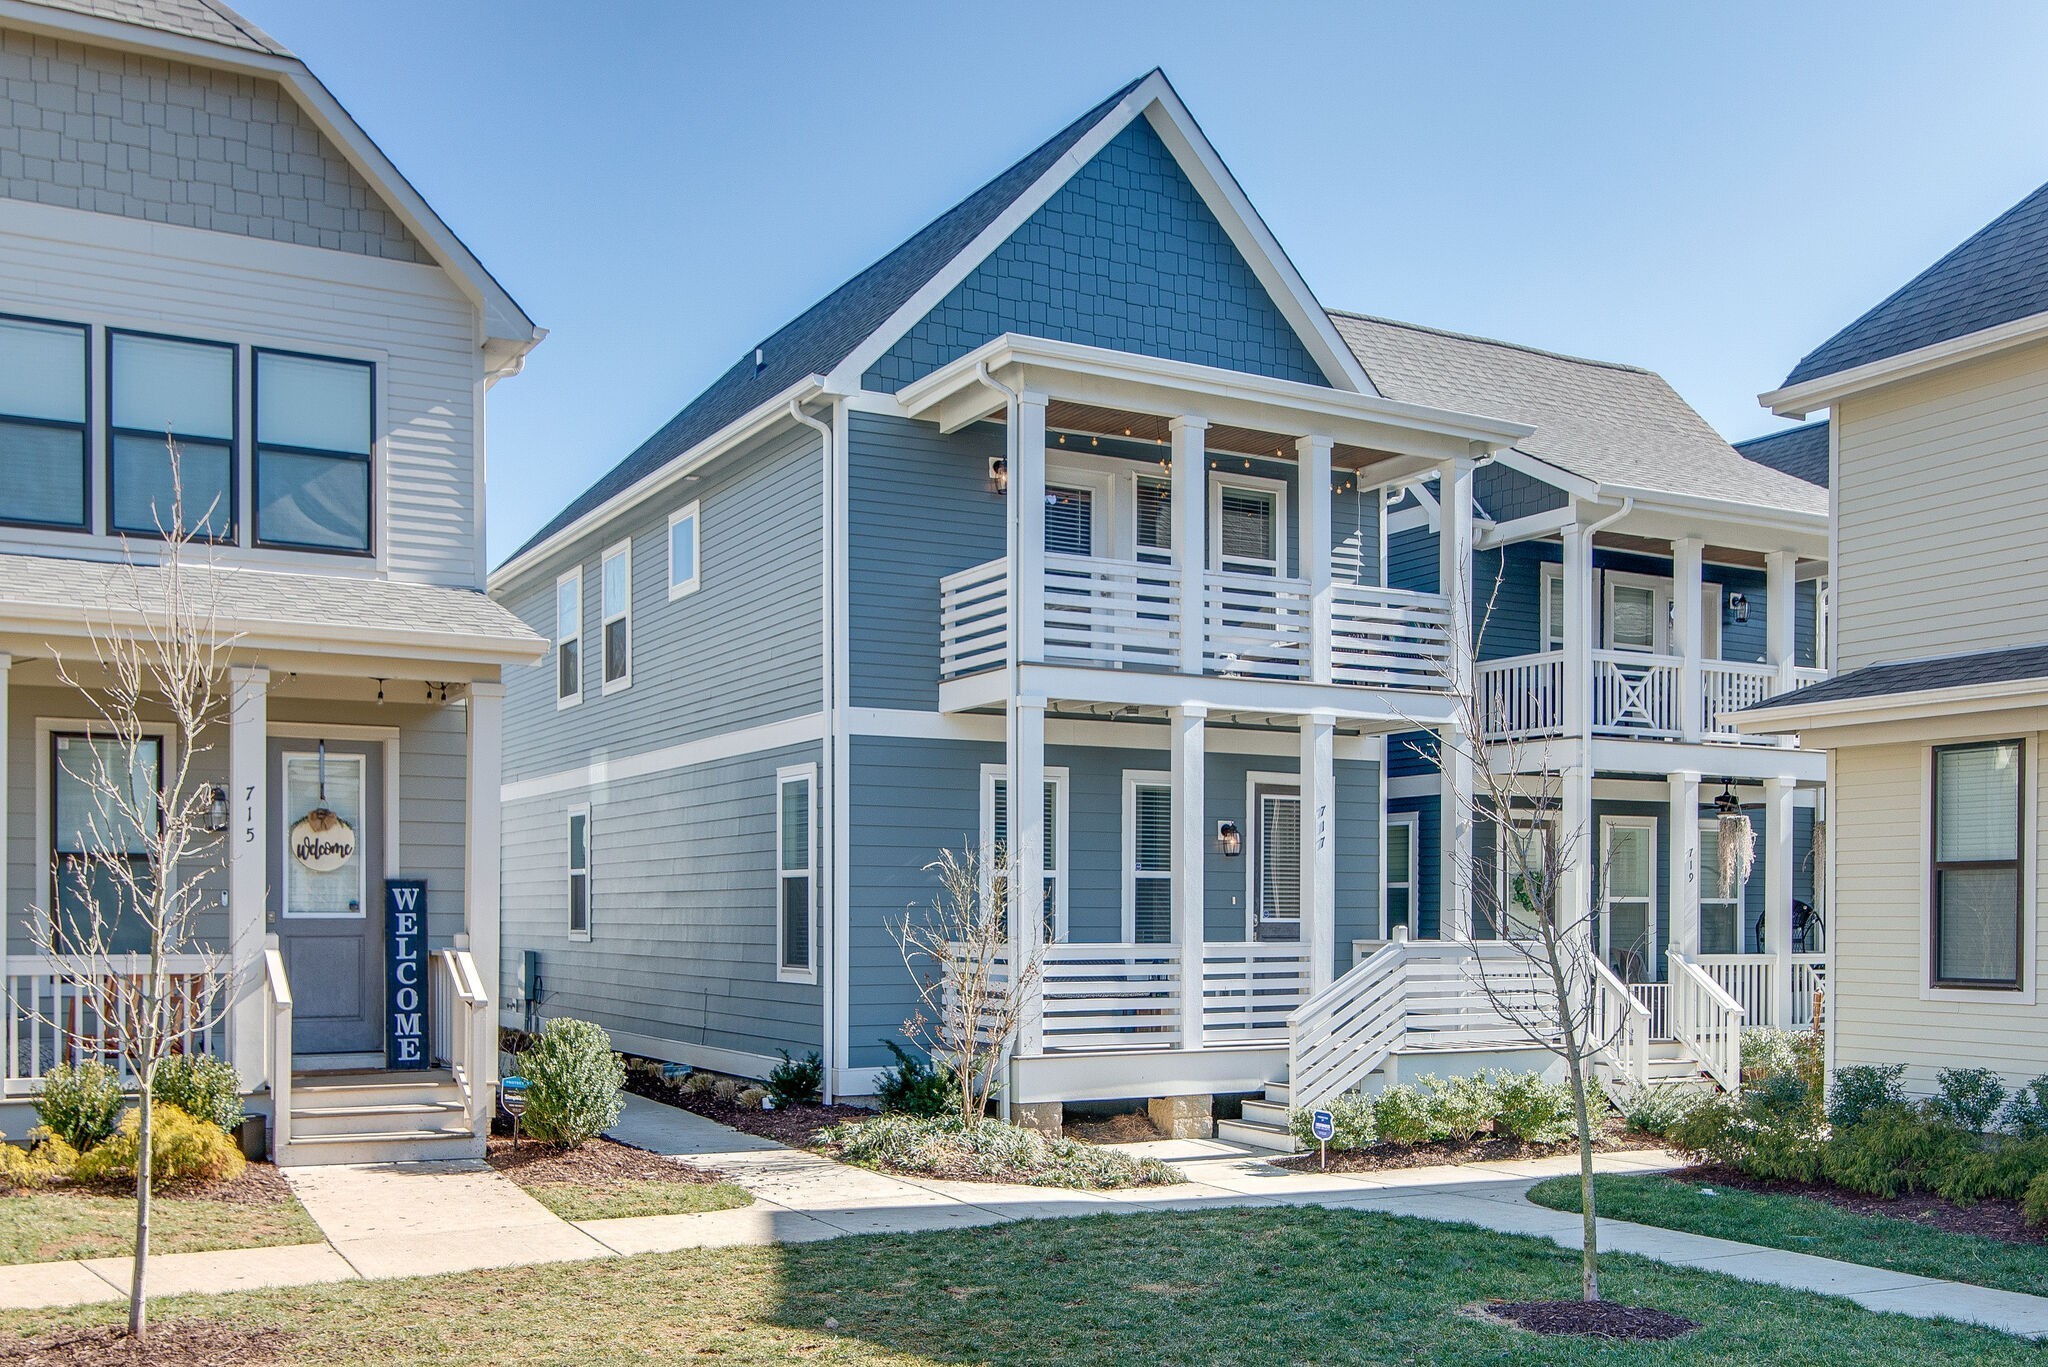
[1727, 591, 1749, 624]
[204, 784, 230, 833]
[1714, 781, 1742, 817]
[1217, 819, 1243, 857]
[988, 455, 1009, 495]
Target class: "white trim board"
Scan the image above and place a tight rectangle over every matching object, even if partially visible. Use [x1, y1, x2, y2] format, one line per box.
[500, 712, 827, 803]
[844, 706, 1381, 760]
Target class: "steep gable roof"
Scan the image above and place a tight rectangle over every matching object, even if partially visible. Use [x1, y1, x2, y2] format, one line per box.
[22, 0, 282, 54]
[1734, 421, 1829, 489]
[1783, 178, 2048, 388]
[1334, 312, 1826, 516]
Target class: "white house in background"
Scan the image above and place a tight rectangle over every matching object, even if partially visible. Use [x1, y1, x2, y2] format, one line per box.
[1744, 175, 2048, 1094]
[0, 0, 544, 1163]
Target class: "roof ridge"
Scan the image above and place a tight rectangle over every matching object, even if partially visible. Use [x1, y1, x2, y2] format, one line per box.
[1327, 309, 1651, 375]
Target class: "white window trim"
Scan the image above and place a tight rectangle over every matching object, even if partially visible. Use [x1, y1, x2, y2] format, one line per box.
[1207, 470, 1290, 575]
[1603, 570, 1670, 655]
[566, 803, 591, 942]
[978, 763, 1070, 941]
[555, 565, 583, 709]
[1599, 814, 1659, 976]
[1121, 769, 1172, 943]
[776, 762, 818, 983]
[1920, 734, 2037, 1005]
[1540, 562, 1565, 652]
[600, 539, 632, 695]
[1385, 810, 1418, 940]
[34, 718, 176, 949]
[667, 500, 701, 600]
[1241, 770, 1300, 940]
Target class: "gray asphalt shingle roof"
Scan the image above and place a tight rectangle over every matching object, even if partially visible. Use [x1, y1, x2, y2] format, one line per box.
[1331, 313, 1827, 516]
[1734, 421, 1829, 489]
[1783, 178, 2048, 388]
[18, 0, 286, 54]
[504, 74, 1150, 568]
[1748, 642, 2048, 712]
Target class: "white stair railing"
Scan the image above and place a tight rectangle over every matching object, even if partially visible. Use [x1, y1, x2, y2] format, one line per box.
[1589, 957, 1652, 1105]
[1287, 937, 1410, 1112]
[1667, 950, 1744, 1092]
[432, 945, 490, 1132]
[263, 940, 292, 1155]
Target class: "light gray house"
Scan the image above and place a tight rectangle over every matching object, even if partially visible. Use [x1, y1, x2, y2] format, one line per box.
[0, 0, 544, 1162]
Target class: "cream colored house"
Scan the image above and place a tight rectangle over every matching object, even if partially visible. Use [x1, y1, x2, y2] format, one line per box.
[1745, 178, 2048, 1093]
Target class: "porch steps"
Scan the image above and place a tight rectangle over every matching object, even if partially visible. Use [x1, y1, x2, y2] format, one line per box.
[278, 1071, 481, 1166]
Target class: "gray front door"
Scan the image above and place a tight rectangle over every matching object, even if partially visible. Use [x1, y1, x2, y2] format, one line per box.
[268, 739, 384, 1055]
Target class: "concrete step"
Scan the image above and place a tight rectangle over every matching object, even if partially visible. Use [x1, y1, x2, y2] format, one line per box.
[1217, 1115, 1298, 1153]
[289, 1098, 468, 1139]
[1240, 1098, 1291, 1129]
[277, 1127, 480, 1167]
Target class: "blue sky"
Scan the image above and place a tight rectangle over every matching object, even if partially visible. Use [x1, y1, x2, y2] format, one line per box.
[234, 1, 2048, 562]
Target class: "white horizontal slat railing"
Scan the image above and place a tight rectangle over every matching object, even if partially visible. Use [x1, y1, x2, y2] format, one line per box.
[1201, 568, 1312, 680]
[1042, 553, 1182, 671]
[938, 558, 1009, 679]
[1199, 942, 1310, 1044]
[1330, 585, 1455, 691]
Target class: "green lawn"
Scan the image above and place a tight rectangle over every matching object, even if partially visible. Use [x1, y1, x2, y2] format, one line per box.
[1529, 1173, 2048, 1298]
[1, 1207, 2038, 1364]
[519, 1177, 752, 1223]
[0, 1188, 322, 1264]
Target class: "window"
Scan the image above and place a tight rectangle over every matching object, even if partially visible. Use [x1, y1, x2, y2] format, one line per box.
[0, 315, 89, 530]
[1385, 812, 1417, 937]
[601, 541, 631, 693]
[777, 766, 815, 978]
[254, 350, 373, 553]
[1255, 787, 1302, 939]
[281, 751, 365, 917]
[555, 568, 582, 707]
[566, 806, 590, 940]
[1485, 818, 1554, 941]
[981, 765, 1067, 939]
[667, 501, 700, 599]
[108, 331, 235, 540]
[1932, 740, 2024, 989]
[1700, 818, 1744, 955]
[1134, 477, 1172, 563]
[1044, 485, 1095, 556]
[1125, 777, 1172, 944]
[1541, 564, 1565, 652]
[50, 733, 161, 954]
[1600, 816, 1657, 980]
[1210, 479, 1285, 576]
[1606, 578, 1661, 653]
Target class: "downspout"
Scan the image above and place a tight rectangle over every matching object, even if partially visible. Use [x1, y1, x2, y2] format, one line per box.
[788, 397, 837, 1102]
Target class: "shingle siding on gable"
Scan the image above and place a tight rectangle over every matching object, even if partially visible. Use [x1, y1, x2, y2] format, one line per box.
[1475, 463, 1567, 522]
[864, 119, 1327, 392]
[0, 27, 424, 261]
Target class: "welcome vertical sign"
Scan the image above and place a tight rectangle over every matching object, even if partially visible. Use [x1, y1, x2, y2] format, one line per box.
[385, 880, 430, 1070]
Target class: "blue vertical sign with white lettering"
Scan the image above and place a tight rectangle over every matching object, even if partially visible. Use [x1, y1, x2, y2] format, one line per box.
[385, 880, 429, 1070]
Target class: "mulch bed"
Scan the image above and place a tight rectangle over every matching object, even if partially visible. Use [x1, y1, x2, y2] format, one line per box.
[624, 1071, 869, 1147]
[1275, 1119, 1657, 1173]
[39, 1164, 296, 1207]
[1674, 1164, 2045, 1244]
[1062, 1112, 1159, 1144]
[1478, 1299, 1698, 1341]
[0, 1322, 293, 1365]
[484, 1135, 726, 1188]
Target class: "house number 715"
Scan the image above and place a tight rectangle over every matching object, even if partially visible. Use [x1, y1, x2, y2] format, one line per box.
[244, 784, 257, 843]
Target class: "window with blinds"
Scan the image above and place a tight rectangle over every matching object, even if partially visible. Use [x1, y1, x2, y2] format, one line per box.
[1215, 484, 1279, 575]
[1544, 569, 1565, 651]
[1044, 485, 1093, 556]
[1608, 583, 1659, 652]
[1932, 740, 2024, 989]
[1258, 793, 1302, 927]
[989, 773, 1061, 938]
[1135, 478, 1172, 562]
[1130, 784, 1172, 943]
[777, 768, 815, 977]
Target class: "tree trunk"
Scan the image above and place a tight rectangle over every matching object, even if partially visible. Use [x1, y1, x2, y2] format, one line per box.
[1564, 1050, 1600, 1303]
[129, 1081, 152, 1338]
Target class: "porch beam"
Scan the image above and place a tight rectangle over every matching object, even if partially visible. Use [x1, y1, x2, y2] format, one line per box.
[1302, 710, 1337, 990]
[1764, 775, 1796, 1029]
[1008, 696, 1047, 1055]
[1013, 393, 1049, 666]
[228, 666, 269, 1089]
[1673, 537, 1704, 743]
[1668, 770, 1701, 959]
[1170, 416, 1208, 675]
[1300, 435, 1334, 685]
[1170, 705, 1207, 1047]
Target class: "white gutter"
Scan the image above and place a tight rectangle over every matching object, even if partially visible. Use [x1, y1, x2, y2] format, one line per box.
[785, 398, 838, 1103]
[1760, 308, 2048, 418]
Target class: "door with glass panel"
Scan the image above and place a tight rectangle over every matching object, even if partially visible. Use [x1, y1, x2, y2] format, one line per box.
[1208, 481, 1288, 676]
[1599, 816, 1657, 981]
[267, 739, 385, 1056]
[1698, 819, 1745, 955]
[988, 772, 1062, 941]
[1252, 787, 1302, 942]
[1384, 814, 1416, 938]
[1043, 472, 1105, 664]
[1490, 820, 1554, 941]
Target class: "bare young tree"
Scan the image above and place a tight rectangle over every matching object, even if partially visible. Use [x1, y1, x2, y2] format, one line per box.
[893, 844, 1048, 1126]
[31, 441, 240, 1339]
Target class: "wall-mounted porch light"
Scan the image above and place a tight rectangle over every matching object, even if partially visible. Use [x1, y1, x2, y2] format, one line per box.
[1217, 819, 1243, 857]
[1714, 781, 1742, 817]
[988, 455, 1008, 495]
[1727, 591, 1749, 624]
[204, 784, 230, 833]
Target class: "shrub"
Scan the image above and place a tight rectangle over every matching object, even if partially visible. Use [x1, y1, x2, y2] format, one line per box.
[1747, 1068, 1816, 1123]
[1741, 1028, 1799, 1079]
[1931, 1067, 2007, 1134]
[712, 1077, 742, 1103]
[1420, 1074, 1498, 1143]
[736, 1086, 769, 1110]
[682, 1071, 717, 1095]
[1998, 1077, 2048, 1138]
[2025, 1170, 2048, 1230]
[1821, 1105, 1974, 1199]
[74, 1103, 243, 1188]
[1623, 1083, 1712, 1138]
[152, 1054, 244, 1135]
[36, 1060, 124, 1151]
[765, 1050, 824, 1108]
[1288, 1093, 1376, 1152]
[874, 1040, 958, 1118]
[0, 1127, 79, 1190]
[1668, 1090, 1827, 1183]
[1828, 1063, 1907, 1130]
[820, 1113, 1182, 1189]
[1490, 1072, 1575, 1145]
[519, 1018, 625, 1147]
[1372, 1085, 1432, 1147]
[1934, 1136, 2048, 1205]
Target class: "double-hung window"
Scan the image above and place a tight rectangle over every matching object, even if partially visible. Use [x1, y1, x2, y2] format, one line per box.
[1699, 818, 1745, 955]
[0, 316, 89, 530]
[254, 350, 373, 553]
[982, 765, 1067, 939]
[566, 806, 590, 940]
[555, 567, 583, 707]
[601, 541, 631, 693]
[109, 331, 235, 540]
[667, 502, 700, 599]
[1932, 740, 2024, 990]
[1126, 779, 1172, 943]
[777, 766, 816, 979]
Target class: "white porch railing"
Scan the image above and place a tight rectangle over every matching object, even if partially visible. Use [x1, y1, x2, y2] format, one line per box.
[1667, 950, 1743, 1091]
[1045, 554, 1183, 670]
[1701, 661, 1776, 740]
[5, 953, 231, 1095]
[1692, 953, 1827, 1031]
[431, 946, 490, 1131]
[263, 944, 292, 1154]
[1628, 981, 1670, 1041]
[1199, 943, 1311, 1044]
[1477, 653, 1564, 740]
[1202, 567, 1312, 679]
[1469, 649, 1821, 743]
[1330, 584, 1457, 689]
[1036, 944, 1182, 1051]
[1589, 957, 1654, 1104]
[1593, 650, 1683, 737]
[1791, 955, 1826, 1028]
[938, 558, 1010, 679]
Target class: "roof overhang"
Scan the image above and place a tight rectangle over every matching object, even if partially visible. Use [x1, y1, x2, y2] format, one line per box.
[1760, 308, 2048, 418]
[1732, 673, 2048, 740]
[0, 601, 543, 672]
[0, 0, 542, 364]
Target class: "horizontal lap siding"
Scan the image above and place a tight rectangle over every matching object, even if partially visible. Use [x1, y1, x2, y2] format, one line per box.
[500, 742, 824, 1064]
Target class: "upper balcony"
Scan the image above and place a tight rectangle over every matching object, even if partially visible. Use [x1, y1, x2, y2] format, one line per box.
[1479, 650, 1828, 745]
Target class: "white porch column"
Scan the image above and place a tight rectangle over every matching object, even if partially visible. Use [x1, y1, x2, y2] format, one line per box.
[464, 680, 505, 1097]
[1763, 775, 1796, 1029]
[0, 658, 9, 970]
[1007, 696, 1047, 1054]
[1673, 537, 1704, 742]
[1558, 525, 1596, 944]
[1170, 705, 1207, 1047]
[1013, 393, 1049, 667]
[1170, 417, 1208, 674]
[1438, 457, 1476, 694]
[1668, 771, 1701, 959]
[1299, 435, 1334, 685]
[1767, 550, 1796, 693]
[1302, 710, 1338, 990]
[227, 666, 269, 1088]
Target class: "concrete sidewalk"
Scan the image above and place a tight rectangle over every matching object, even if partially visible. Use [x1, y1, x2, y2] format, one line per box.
[1, 1092, 2044, 1341]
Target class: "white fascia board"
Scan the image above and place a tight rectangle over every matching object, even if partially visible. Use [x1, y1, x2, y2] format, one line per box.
[1730, 676, 2048, 735]
[0, 1, 540, 354]
[1758, 309, 2048, 418]
[1593, 485, 1828, 545]
[0, 605, 544, 668]
[490, 376, 829, 590]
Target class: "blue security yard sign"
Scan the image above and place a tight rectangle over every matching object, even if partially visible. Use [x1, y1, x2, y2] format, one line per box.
[385, 880, 429, 1069]
[1311, 1109, 1335, 1142]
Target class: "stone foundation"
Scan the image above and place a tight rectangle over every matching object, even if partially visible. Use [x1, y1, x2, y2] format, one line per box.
[1147, 1094, 1215, 1139]
[1012, 1100, 1064, 1134]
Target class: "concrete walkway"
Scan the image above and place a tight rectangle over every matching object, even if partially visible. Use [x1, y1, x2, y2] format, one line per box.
[2, 1092, 2045, 1341]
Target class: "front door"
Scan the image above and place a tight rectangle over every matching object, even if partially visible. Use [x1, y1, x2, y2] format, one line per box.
[268, 739, 384, 1056]
[1252, 786, 1302, 942]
